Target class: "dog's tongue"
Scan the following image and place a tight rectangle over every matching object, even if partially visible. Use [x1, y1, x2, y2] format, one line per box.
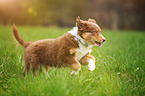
[95, 42, 102, 46]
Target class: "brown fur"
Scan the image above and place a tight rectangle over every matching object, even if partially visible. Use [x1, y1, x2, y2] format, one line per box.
[76, 17, 104, 45]
[80, 53, 95, 65]
[12, 16, 106, 76]
[12, 25, 81, 76]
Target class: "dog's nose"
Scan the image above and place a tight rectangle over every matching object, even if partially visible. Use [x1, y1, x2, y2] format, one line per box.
[101, 35, 106, 43]
[103, 38, 106, 42]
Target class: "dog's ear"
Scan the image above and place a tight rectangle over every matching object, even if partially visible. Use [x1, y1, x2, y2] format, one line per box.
[76, 16, 87, 29]
[88, 18, 96, 23]
[76, 16, 81, 28]
[76, 16, 80, 24]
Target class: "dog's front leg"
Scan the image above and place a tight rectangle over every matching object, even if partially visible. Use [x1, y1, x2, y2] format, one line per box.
[66, 56, 81, 75]
[80, 53, 95, 71]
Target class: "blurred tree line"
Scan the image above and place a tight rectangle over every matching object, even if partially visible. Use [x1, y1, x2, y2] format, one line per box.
[0, 0, 144, 30]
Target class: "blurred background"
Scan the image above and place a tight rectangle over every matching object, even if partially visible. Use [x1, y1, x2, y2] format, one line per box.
[0, 0, 145, 30]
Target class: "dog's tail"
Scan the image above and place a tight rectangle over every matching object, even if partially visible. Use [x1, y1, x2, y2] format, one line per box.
[12, 24, 31, 48]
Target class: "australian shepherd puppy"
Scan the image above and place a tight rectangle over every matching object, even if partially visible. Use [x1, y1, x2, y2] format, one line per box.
[12, 16, 106, 76]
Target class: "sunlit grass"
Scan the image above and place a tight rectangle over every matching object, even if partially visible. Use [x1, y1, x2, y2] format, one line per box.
[0, 26, 145, 96]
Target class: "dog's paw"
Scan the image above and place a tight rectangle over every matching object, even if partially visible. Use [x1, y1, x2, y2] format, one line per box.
[88, 59, 95, 71]
[71, 70, 78, 75]
[71, 68, 81, 75]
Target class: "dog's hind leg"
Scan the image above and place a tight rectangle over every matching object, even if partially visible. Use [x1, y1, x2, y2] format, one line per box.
[31, 58, 40, 76]
[45, 66, 50, 73]
[22, 62, 30, 76]
[40, 65, 42, 72]
[32, 63, 40, 76]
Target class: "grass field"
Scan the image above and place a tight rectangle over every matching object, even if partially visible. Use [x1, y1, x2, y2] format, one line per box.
[0, 26, 145, 96]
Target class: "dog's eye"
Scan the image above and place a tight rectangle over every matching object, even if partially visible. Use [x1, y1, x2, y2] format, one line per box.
[84, 31, 91, 33]
[93, 31, 97, 33]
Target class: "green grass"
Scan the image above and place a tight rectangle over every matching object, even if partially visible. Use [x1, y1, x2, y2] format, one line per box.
[0, 26, 145, 96]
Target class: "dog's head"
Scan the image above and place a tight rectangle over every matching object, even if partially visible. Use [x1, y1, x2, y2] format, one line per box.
[76, 16, 106, 46]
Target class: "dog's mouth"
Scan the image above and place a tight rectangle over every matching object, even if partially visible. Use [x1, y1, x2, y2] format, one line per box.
[94, 41, 102, 46]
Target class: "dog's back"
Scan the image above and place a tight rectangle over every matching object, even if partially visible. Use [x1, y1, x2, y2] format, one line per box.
[24, 33, 78, 66]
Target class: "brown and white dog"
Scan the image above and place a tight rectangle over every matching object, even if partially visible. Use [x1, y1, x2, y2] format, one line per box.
[12, 16, 106, 76]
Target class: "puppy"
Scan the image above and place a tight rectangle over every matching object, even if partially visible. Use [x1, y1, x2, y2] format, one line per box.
[12, 16, 106, 76]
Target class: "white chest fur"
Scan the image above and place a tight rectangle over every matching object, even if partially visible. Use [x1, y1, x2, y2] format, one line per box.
[68, 27, 93, 61]
[75, 44, 92, 61]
